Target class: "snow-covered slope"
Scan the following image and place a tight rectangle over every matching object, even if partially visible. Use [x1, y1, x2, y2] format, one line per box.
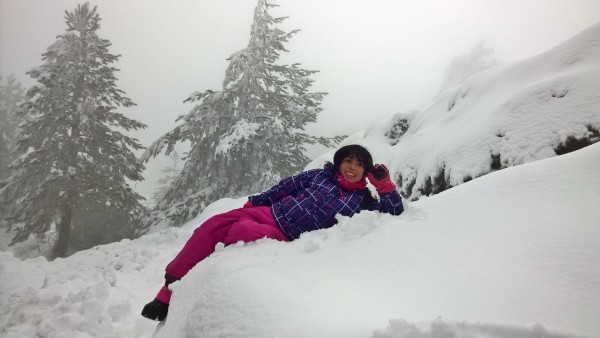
[309, 22, 600, 201]
[155, 142, 600, 338]
[2, 142, 598, 337]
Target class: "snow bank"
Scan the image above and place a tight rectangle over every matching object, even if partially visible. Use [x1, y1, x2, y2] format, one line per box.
[1, 144, 597, 338]
[154, 142, 600, 338]
[310, 22, 600, 201]
[0, 144, 600, 338]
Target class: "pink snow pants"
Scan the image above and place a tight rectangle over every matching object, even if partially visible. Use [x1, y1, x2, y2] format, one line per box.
[165, 206, 288, 279]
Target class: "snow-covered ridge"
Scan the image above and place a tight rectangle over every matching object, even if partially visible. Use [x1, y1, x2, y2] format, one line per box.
[311, 21, 600, 201]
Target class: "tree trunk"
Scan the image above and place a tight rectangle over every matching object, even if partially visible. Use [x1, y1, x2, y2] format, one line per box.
[52, 204, 73, 259]
[53, 73, 81, 259]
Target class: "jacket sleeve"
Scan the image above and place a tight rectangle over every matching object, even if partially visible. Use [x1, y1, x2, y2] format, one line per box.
[370, 190, 404, 215]
[249, 168, 321, 207]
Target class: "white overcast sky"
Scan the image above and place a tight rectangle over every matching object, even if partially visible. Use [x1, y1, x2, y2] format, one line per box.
[1, 0, 599, 201]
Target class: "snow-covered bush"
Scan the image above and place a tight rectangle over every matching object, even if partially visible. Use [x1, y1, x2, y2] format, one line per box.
[384, 111, 415, 146]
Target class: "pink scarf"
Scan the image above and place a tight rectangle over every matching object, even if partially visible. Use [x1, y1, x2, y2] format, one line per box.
[336, 172, 367, 191]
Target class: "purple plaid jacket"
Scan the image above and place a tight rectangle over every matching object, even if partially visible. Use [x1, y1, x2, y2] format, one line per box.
[249, 163, 404, 240]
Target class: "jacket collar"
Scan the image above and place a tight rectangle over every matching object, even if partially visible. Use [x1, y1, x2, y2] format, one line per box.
[336, 172, 367, 191]
[323, 162, 367, 190]
[323, 162, 367, 191]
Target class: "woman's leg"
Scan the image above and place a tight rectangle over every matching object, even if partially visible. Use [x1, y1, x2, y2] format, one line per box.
[142, 208, 246, 321]
[143, 207, 287, 321]
[165, 208, 250, 279]
[223, 206, 288, 245]
[166, 206, 287, 277]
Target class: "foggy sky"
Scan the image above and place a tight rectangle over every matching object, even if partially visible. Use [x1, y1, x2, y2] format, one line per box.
[1, 0, 599, 202]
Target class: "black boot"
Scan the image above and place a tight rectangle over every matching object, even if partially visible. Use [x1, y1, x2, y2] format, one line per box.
[141, 273, 179, 321]
[141, 299, 169, 321]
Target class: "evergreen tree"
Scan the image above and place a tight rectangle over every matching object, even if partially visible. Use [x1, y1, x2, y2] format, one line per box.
[0, 3, 146, 259]
[0, 74, 25, 182]
[142, 0, 340, 228]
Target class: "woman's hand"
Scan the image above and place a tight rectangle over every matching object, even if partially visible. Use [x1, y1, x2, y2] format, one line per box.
[367, 164, 396, 193]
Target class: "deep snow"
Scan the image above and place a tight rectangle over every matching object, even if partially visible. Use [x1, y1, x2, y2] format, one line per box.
[1, 143, 599, 337]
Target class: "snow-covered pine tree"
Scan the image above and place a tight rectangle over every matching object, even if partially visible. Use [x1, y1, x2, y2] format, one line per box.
[0, 74, 25, 182]
[0, 3, 147, 259]
[142, 0, 339, 228]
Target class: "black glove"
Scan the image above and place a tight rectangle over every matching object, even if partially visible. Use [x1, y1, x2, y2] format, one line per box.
[367, 164, 396, 193]
[370, 164, 389, 180]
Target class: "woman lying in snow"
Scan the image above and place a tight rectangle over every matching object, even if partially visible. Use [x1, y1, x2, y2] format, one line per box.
[142, 144, 404, 321]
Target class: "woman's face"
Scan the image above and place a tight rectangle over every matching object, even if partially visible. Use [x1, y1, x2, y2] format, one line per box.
[339, 156, 365, 183]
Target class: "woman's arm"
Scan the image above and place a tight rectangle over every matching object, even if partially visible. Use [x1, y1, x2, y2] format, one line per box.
[248, 168, 321, 207]
[367, 164, 404, 215]
[372, 190, 404, 215]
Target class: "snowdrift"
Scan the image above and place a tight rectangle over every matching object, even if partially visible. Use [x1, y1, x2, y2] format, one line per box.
[310, 22, 600, 201]
[153, 142, 600, 338]
[2, 145, 597, 338]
